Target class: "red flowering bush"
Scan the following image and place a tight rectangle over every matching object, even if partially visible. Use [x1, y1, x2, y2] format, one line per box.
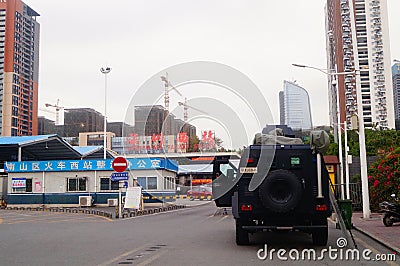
[368, 147, 400, 210]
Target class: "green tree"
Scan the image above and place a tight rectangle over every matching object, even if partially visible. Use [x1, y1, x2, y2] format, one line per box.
[188, 135, 200, 152]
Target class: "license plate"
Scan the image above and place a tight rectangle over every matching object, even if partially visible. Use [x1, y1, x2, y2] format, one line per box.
[240, 167, 258, 174]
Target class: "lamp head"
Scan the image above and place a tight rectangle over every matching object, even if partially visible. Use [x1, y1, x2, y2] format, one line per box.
[292, 63, 306, 68]
[100, 67, 112, 74]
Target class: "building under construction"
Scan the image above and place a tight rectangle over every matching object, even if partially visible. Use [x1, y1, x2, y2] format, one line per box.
[134, 105, 196, 138]
[57, 108, 104, 137]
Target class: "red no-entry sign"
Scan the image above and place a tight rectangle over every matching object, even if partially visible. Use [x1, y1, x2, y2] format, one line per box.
[112, 157, 128, 172]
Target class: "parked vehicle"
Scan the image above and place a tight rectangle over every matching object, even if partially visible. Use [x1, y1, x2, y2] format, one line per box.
[380, 194, 400, 227]
[212, 127, 332, 246]
[187, 186, 213, 201]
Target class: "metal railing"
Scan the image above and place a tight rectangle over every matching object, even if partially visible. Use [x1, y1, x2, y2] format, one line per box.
[331, 183, 362, 210]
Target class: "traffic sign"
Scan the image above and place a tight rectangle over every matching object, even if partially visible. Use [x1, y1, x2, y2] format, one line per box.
[110, 172, 129, 181]
[112, 157, 128, 172]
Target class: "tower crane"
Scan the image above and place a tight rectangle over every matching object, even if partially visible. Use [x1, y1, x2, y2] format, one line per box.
[44, 99, 64, 125]
[161, 73, 183, 135]
[161, 75, 209, 136]
[178, 98, 208, 123]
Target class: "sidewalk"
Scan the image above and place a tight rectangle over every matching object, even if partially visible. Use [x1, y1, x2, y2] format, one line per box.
[352, 212, 400, 254]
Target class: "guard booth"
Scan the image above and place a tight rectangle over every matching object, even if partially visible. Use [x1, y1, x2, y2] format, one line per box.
[323, 155, 339, 186]
[4, 158, 178, 207]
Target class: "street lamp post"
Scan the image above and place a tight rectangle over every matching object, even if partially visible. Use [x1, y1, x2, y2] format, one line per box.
[293, 63, 350, 197]
[332, 78, 345, 200]
[348, 0, 370, 219]
[100, 67, 112, 160]
[292, 63, 370, 218]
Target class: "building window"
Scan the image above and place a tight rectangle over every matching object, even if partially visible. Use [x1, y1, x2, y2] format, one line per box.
[147, 177, 157, 190]
[67, 177, 86, 192]
[137, 177, 146, 188]
[137, 176, 157, 190]
[100, 177, 119, 191]
[163, 177, 175, 190]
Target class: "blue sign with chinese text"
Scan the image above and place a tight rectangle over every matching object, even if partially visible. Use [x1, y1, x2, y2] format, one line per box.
[4, 158, 178, 173]
[110, 172, 129, 181]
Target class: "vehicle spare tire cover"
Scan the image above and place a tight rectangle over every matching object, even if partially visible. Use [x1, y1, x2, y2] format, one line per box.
[258, 169, 303, 213]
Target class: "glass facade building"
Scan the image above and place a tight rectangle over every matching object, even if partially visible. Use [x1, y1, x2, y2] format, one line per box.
[279, 81, 313, 130]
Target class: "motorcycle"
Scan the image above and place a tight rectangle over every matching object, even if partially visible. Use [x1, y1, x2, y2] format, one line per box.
[379, 194, 400, 227]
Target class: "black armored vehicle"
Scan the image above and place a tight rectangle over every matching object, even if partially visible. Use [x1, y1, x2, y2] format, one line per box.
[212, 126, 332, 245]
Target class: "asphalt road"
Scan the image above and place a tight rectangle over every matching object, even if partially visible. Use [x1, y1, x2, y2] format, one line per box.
[0, 202, 398, 266]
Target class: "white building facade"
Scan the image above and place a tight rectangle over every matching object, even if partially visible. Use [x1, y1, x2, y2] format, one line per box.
[325, 0, 395, 129]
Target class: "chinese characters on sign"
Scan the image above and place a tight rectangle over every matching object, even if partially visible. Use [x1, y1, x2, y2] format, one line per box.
[125, 133, 189, 153]
[11, 178, 26, 188]
[199, 130, 215, 151]
[5, 158, 175, 173]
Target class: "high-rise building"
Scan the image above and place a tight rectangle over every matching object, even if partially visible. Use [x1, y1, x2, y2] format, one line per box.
[0, 0, 40, 136]
[392, 63, 400, 121]
[279, 81, 313, 130]
[325, 0, 395, 129]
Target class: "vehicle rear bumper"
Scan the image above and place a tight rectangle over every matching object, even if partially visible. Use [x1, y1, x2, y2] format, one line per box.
[242, 225, 327, 231]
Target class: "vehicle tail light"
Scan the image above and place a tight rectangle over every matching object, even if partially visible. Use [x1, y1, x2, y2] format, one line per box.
[247, 158, 254, 163]
[241, 204, 253, 211]
[315, 204, 328, 211]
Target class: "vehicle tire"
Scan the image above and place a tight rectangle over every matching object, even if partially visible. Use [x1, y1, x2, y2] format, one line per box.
[312, 226, 328, 246]
[236, 219, 250, 245]
[383, 213, 393, 227]
[258, 169, 303, 213]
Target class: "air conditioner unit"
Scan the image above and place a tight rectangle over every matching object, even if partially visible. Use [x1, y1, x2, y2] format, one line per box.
[79, 196, 92, 207]
[108, 198, 118, 207]
[122, 196, 126, 204]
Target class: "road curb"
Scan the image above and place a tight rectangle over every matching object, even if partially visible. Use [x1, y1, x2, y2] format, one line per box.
[353, 225, 400, 254]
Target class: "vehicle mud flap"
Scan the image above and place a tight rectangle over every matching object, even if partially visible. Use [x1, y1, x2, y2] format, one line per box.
[312, 219, 328, 246]
[232, 192, 239, 219]
[236, 219, 250, 246]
